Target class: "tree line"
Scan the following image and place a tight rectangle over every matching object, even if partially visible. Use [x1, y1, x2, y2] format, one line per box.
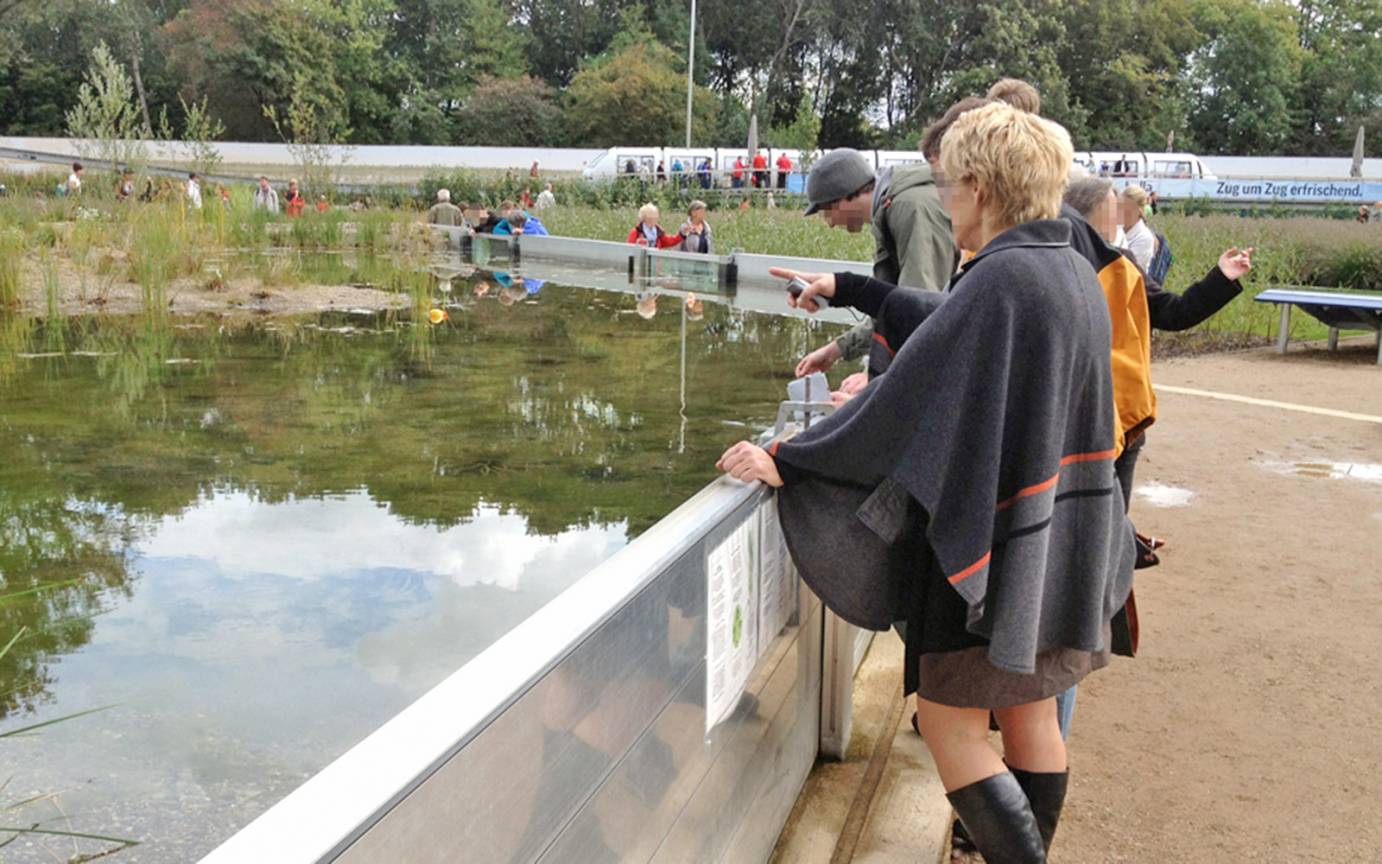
[2, 0, 1380, 156]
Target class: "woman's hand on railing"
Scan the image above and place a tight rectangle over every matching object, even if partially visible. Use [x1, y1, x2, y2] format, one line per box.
[716, 441, 783, 488]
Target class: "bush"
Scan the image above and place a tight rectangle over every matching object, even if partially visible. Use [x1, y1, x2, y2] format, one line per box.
[456, 76, 565, 147]
[1156, 213, 1382, 342]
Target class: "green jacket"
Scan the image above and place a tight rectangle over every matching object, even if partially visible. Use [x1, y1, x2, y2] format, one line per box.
[871, 162, 957, 291]
[835, 163, 957, 361]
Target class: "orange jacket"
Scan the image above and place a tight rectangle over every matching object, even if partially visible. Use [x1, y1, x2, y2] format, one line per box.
[1064, 215, 1155, 456]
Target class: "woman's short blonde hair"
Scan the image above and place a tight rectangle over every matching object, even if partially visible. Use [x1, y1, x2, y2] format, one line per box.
[939, 102, 1073, 228]
[1121, 184, 1149, 209]
[639, 203, 660, 221]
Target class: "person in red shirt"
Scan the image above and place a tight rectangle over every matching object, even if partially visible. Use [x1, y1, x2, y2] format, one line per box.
[752, 151, 768, 188]
[775, 152, 793, 189]
[315, 195, 330, 213]
[626, 203, 685, 248]
[732, 157, 746, 188]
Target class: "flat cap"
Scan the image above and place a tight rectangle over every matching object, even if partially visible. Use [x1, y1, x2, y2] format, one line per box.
[804, 149, 876, 215]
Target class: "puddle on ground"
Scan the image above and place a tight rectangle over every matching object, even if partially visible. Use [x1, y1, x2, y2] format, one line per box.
[1133, 482, 1196, 508]
[1264, 460, 1382, 484]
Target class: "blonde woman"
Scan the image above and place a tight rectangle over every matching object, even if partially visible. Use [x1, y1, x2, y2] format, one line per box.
[1119, 184, 1156, 271]
[625, 203, 684, 249]
[718, 103, 1133, 861]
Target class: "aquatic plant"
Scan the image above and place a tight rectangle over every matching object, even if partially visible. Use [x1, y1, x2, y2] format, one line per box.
[0, 230, 21, 308]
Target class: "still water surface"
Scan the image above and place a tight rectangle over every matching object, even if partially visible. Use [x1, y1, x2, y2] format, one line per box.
[0, 275, 839, 861]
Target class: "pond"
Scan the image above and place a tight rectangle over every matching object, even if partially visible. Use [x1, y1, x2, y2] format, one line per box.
[0, 270, 843, 862]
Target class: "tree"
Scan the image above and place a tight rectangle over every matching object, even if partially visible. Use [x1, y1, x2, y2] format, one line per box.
[157, 94, 225, 177]
[767, 92, 821, 151]
[457, 0, 530, 91]
[1290, 0, 1382, 153]
[263, 72, 354, 193]
[162, 0, 269, 139]
[1058, 0, 1200, 150]
[564, 31, 716, 146]
[1188, 0, 1302, 154]
[457, 76, 565, 146]
[66, 41, 150, 171]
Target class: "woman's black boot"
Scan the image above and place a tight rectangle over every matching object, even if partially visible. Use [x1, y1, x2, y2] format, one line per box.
[1008, 767, 1068, 853]
[945, 771, 1046, 863]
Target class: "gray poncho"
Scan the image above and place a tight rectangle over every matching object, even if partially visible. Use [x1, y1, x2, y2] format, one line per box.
[771, 220, 1135, 675]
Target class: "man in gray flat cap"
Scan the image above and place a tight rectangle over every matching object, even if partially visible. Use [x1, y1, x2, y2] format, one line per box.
[796, 148, 957, 379]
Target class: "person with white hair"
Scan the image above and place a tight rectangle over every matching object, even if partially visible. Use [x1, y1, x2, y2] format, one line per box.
[427, 188, 463, 226]
[536, 182, 555, 212]
[625, 203, 684, 248]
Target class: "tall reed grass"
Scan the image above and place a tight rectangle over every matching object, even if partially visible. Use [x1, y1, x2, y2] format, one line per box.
[0, 230, 21, 308]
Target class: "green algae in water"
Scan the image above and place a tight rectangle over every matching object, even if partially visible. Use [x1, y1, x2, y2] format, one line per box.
[0, 277, 842, 862]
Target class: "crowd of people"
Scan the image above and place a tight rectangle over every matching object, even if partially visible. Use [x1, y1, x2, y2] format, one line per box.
[424, 189, 550, 238]
[623, 152, 797, 191]
[47, 161, 349, 217]
[712, 78, 1254, 864]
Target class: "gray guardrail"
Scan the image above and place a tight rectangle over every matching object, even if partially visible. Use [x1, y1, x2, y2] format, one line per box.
[430, 228, 871, 328]
[194, 229, 883, 864]
[201, 475, 823, 863]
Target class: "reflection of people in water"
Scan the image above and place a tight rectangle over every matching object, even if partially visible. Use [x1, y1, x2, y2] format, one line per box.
[635, 292, 658, 320]
[498, 285, 527, 306]
[684, 292, 705, 321]
[493, 271, 545, 301]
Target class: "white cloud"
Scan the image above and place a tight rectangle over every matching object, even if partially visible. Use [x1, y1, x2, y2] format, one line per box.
[139, 490, 628, 591]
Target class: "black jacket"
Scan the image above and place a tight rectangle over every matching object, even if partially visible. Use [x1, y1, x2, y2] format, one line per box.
[838, 211, 1244, 376]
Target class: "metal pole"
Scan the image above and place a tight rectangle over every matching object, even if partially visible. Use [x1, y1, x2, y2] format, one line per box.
[679, 297, 688, 453]
[685, 0, 697, 147]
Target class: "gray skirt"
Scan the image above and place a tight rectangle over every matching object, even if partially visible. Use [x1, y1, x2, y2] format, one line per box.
[916, 639, 1111, 709]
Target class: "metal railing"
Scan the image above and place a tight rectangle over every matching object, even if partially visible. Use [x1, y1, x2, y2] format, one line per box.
[201, 234, 879, 863]
[202, 474, 824, 863]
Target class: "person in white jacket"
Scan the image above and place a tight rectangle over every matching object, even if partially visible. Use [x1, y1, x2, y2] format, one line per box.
[186, 173, 203, 210]
[253, 176, 280, 213]
[1119, 184, 1155, 271]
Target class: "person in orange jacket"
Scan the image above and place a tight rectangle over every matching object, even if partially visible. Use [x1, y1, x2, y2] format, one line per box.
[626, 203, 685, 248]
[284, 179, 305, 217]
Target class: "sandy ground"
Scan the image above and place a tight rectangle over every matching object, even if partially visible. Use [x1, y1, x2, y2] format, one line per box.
[1036, 338, 1382, 863]
[12, 253, 412, 319]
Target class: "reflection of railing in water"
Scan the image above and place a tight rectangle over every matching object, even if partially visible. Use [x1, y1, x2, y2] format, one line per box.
[436, 228, 873, 292]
